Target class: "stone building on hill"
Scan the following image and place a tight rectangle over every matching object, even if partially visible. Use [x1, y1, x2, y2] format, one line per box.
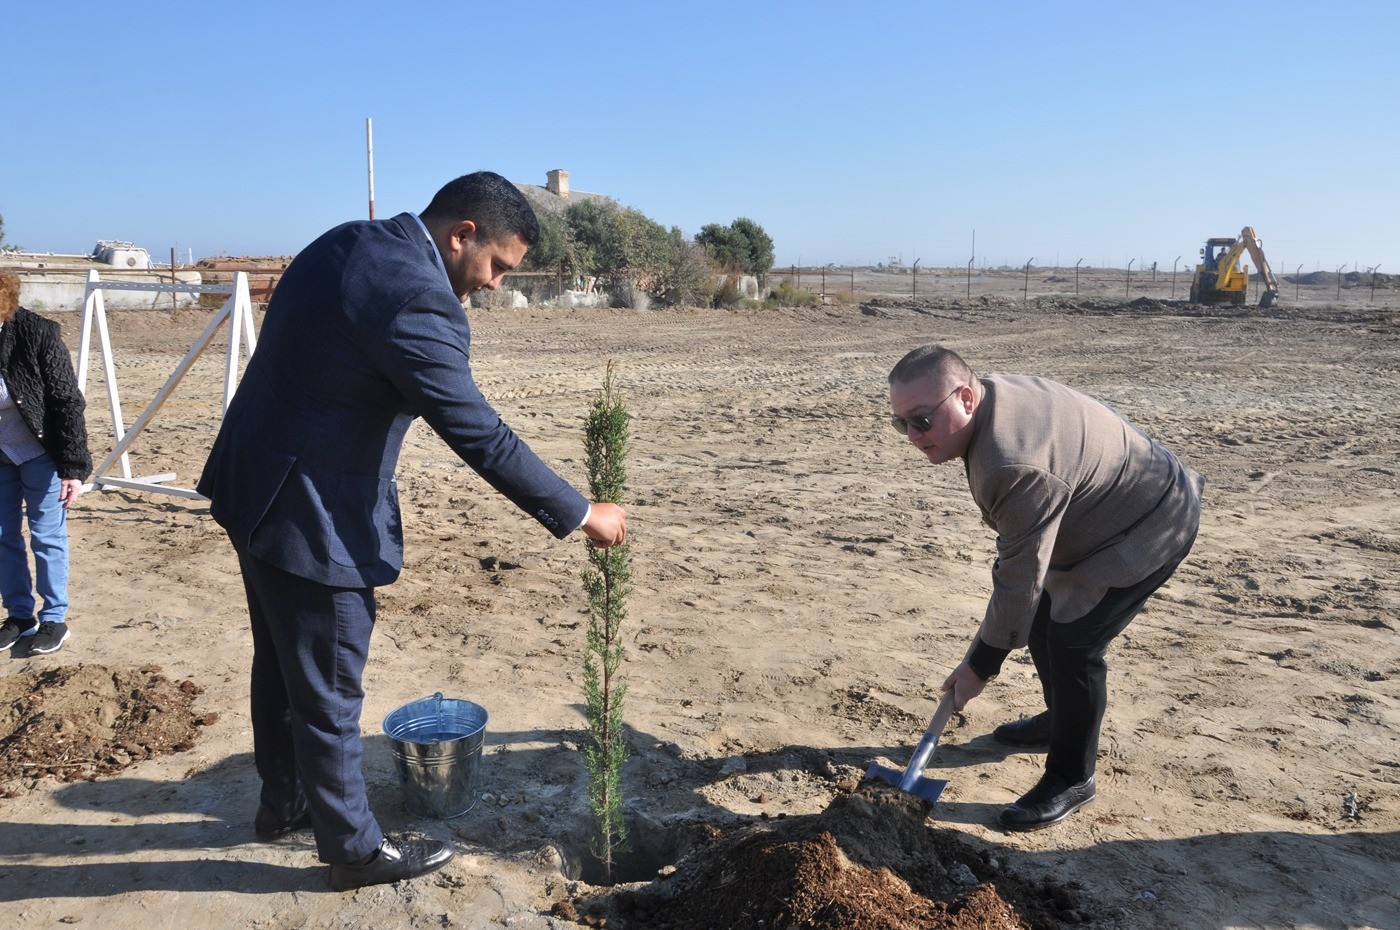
[513, 169, 614, 218]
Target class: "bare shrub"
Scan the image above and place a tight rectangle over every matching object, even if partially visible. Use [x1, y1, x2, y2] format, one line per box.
[609, 280, 652, 311]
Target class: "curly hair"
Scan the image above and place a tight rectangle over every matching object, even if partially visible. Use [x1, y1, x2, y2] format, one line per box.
[0, 271, 21, 323]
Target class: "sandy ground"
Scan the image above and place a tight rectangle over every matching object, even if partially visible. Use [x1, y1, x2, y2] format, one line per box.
[2, 274, 1397, 929]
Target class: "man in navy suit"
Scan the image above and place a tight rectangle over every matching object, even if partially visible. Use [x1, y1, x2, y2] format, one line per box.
[198, 171, 627, 890]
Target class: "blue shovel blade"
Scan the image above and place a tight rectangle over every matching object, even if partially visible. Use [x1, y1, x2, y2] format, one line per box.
[865, 762, 948, 805]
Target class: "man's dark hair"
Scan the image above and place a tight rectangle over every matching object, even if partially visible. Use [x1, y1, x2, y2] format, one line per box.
[421, 171, 540, 247]
[888, 343, 976, 387]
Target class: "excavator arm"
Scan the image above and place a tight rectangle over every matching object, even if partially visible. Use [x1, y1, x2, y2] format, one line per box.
[1239, 227, 1281, 307]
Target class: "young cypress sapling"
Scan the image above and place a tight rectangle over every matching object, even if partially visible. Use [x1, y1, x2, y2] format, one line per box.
[581, 360, 631, 883]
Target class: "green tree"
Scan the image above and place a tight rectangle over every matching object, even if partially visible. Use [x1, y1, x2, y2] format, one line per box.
[520, 209, 569, 274]
[730, 217, 775, 276]
[653, 227, 717, 307]
[695, 223, 747, 272]
[566, 200, 625, 279]
[696, 217, 774, 276]
[567, 200, 673, 281]
[580, 361, 632, 884]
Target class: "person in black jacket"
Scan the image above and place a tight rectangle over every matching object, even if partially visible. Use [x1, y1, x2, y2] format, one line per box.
[0, 272, 92, 656]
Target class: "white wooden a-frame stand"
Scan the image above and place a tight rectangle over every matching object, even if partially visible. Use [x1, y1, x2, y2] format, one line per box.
[77, 269, 257, 500]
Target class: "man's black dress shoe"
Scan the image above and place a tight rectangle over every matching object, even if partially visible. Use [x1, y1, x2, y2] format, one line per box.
[329, 835, 455, 891]
[254, 803, 313, 841]
[999, 772, 1096, 831]
[992, 711, 1053, 748]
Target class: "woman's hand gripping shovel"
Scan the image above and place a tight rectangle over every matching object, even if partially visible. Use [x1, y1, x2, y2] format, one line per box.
[865, 689, 956, 804]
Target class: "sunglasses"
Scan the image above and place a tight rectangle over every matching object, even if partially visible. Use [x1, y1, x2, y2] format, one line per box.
[890, 385, 964, 434]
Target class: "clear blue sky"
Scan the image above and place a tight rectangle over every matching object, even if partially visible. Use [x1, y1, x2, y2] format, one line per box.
[4, 1, 1395, 272]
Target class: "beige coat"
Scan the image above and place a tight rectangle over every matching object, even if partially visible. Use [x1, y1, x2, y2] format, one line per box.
[964, 376, 1203, 650]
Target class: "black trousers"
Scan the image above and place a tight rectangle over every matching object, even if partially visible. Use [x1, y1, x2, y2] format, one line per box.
[1029, 531, 1197, 784]
[236, 546, 384, 864]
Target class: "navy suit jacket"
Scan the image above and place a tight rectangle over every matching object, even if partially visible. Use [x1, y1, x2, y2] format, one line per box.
[197, 212, 588, 588]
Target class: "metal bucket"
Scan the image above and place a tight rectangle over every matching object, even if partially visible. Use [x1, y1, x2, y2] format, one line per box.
[383, 692, 488, 819]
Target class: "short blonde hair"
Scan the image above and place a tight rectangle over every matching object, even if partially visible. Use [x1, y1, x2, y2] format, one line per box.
[0, 272, 21, 323]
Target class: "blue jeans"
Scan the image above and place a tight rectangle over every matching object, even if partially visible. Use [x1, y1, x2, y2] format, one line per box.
[0, 453, 71, 624]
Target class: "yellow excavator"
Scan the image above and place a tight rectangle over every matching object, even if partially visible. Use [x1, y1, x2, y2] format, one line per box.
[1189, 226, 1281, 308]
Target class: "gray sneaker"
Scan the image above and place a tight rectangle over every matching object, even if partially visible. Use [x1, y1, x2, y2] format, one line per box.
[29, 621, 70, 655]
[0, 617, 38, 650]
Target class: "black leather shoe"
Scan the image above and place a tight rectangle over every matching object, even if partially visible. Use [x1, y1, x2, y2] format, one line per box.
[254, 803, 312, 841]
[992, 711, 1053, 748]
[329, 835, 455, 891]
[999, 772, 1096, 831]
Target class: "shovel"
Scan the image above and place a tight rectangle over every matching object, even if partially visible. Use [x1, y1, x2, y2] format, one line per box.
[865, 689, 956, 803]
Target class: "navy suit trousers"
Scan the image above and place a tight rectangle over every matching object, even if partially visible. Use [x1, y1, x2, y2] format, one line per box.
[235, 546, 384, 864]
[1029, 530, 1198, 784]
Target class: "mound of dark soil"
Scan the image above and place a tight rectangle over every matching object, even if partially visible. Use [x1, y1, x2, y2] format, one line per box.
[0, 663, 213, 789]
[561, 782, 1088, 929]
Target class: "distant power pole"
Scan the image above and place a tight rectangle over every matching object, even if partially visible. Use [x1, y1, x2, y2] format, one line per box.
[366, 117, 376, 220]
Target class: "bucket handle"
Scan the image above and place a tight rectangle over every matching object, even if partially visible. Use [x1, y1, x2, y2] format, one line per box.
[430, 692, 445, 746]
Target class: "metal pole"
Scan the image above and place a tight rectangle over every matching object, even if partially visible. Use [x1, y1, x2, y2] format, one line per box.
[1336, 264, 1344, 299]
[1075, 258, 1082, 297]
[850, 268, 855, 296]
[366, 117, 376, 220]
[1295, 264, 1302, 302]
[1172, 256, 1180, 298]
[1371, 265, 1381, 302]
[966, 258, 973, 299]
[912, 258, 920, 297]
[1126, 258, 1134, 298]
[1024, 258, 1034, 302]
[821, 268, 826, 298]
[170, 247, 178, 313]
